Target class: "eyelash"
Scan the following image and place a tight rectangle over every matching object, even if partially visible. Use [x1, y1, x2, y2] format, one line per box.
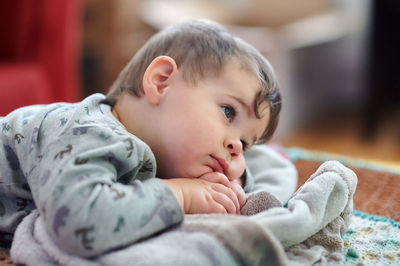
[221, 105, 236, 122]
[221, 105, 249, 151]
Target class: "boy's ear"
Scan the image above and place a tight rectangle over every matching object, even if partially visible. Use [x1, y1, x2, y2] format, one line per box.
[142, 56, 178, 105]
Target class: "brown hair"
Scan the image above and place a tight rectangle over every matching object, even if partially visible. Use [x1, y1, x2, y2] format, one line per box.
[104, 19, 281, 142]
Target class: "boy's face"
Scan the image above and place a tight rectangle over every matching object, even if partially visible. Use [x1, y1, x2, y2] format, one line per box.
[149, 60, 270, 181]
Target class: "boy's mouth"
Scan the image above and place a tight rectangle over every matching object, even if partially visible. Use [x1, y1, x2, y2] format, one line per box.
[210, 155, 229, 176]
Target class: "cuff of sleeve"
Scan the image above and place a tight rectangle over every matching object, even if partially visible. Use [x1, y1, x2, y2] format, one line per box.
[152, 178, 185, 222]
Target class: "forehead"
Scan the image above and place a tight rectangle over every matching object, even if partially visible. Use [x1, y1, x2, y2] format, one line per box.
[218, 59, 261, 91]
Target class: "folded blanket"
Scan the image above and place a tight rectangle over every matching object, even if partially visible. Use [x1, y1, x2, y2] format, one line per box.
[10, 161, 357, 266]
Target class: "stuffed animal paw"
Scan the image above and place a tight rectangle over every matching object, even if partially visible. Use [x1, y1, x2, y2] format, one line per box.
[241, 191, 282, 216]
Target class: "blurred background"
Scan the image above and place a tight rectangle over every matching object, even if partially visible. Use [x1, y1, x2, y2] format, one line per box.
[1, 0, 399, 164]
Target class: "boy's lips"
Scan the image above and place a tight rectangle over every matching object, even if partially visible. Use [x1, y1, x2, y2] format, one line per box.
[210, 155, 229, 175]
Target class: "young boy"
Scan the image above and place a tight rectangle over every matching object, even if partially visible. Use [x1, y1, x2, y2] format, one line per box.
[0, 20, 291, 257]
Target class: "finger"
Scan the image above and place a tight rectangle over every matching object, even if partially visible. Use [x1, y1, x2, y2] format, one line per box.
[211, 184, 240, 214]
[209, 203, 228, 214]
[211, 192, 237, 214]
[199, 172, 230, 187]
[195, 197, 227, 214]
[238, 191, 247, 208]
[231, 182, 247, 207]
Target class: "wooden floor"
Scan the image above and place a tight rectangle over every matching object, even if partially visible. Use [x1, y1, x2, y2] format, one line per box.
[280, 114, 400, 164]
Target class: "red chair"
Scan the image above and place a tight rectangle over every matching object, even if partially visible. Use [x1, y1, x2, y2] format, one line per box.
[0, 0, 83, 116]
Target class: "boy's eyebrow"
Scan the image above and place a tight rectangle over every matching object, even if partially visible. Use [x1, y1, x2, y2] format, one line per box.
[231, 95, 252, 117]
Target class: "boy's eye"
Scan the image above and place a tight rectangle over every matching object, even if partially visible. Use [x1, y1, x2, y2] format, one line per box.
[222, 105, 236, 122]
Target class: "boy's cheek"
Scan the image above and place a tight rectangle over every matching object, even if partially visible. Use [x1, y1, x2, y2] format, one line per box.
[228, 155, 246, 181]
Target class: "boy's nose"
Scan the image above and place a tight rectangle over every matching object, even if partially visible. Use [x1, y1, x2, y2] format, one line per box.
[224, 138, 243, 157]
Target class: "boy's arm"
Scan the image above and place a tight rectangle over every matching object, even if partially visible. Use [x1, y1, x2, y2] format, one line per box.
[244, 145, 298, 204]
[37, 126, 184, 258]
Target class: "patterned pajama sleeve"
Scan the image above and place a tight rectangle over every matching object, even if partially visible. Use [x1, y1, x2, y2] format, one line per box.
[0, 94, 184, 258]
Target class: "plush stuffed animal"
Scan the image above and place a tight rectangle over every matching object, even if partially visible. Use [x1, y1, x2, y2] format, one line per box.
[241, 191, 282, 216]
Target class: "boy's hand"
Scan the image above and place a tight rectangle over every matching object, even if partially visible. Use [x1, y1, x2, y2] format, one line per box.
[199, 172, 246, 208]
[163, 175, 240, 214]
[229, 178, 247, 208]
